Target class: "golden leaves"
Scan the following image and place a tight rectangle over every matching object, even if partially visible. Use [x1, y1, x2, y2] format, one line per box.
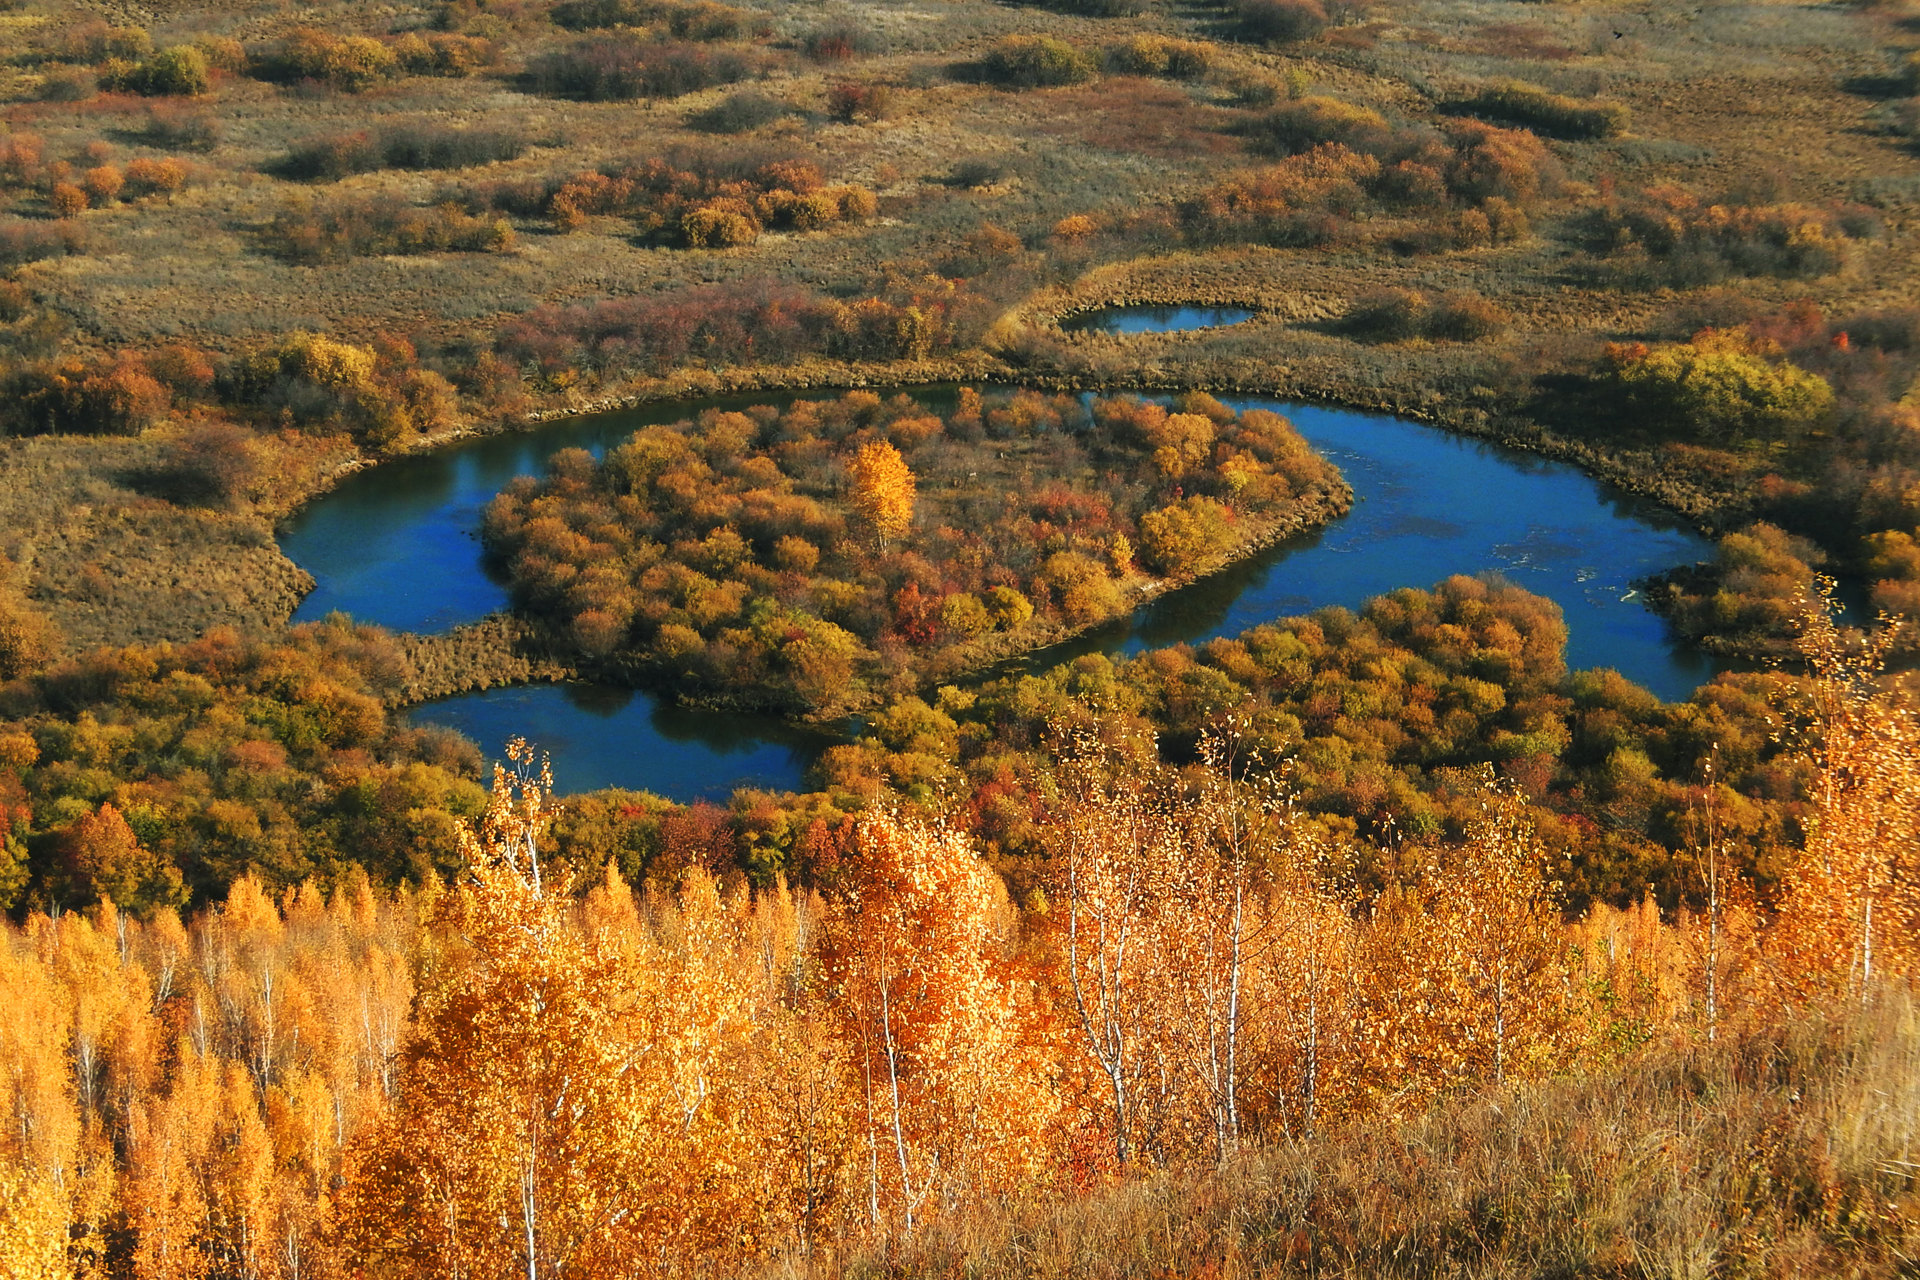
[845, 441, 916, 551]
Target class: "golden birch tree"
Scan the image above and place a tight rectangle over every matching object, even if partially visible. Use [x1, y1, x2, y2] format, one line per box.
[845, 441, 916, 551]
[822, 812, 1054, 1237]
[1771, 601, 1920, 999]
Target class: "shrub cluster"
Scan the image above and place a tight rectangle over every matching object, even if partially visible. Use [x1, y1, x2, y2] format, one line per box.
[1584, 184, 1865, 286]
[34, 67, 96, 103]
[0, 134, 189, 220]
[1231, 0, 1328, 45]
[140, 105, 220, 151]
[825, 82, 892, 124]
[1604, 327, 1836, 448]
[1584, 300, 1920, 579]
[462, 150, 875, 247]
[247, 27, 495, 91]
[1451, 82, 1630, 140]
[551, 0, 764, 37]
[1342, 288, 1511, 342]
[276, 125, 529, 181]
[531, 35, 758, 100]
[492, 278, 971, 383]
[2, 350, 174, 436]
[1645, 523, 1823, 657]
[981, 36, 1098, 88]
[250, 29, 400, 90]
[480, 390, 1344, 712]
[387, 30, 499, 75]
[1029, 0, 1149, 14]
[229, 332, 460, 449]
[691, 89, 790, 132]
[0, 220, 85, 267]
[829, 574, 1808, 905]
[801, 20, 887, 61]
[97, 46, 211, 96]
[52, 20, 153, 64]
[1102, 36, 1214, 79]
[264, 197, 514, 262]
[1182, 117, 1543, 250]
[1242, 98, 1561, 211]
[1864, 527, 1920, 625]
[0, 622, 486, 898]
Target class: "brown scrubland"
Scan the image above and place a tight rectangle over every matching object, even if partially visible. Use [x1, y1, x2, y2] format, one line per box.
[1, 0, 1920, 1267]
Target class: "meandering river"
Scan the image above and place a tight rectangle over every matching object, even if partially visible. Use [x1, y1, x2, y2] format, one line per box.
[279, 389, 1714, 799]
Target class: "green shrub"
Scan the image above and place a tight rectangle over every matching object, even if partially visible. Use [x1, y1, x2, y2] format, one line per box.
[532, 36, 756, 100]
[1606, 329, 1835, 446]
[102, 46, 211, 96]
[1342, 288, 1426, 341]
[981, 36, 1097, 88]
[1103, 36, 1213, 78]
[691, 90, 789, 132]
[1455, 81, 1629, 140]
[1243, 96, 1393, 157]
[276, 125, 528, 181]
[552, 0, 763, 39]
[1233, 0, 1327, 45]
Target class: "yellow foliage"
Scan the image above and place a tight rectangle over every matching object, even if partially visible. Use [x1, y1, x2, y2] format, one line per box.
[270, 332, 378, 393]
[1609, 327, 1834, 444]
[845, 440, 916, 548]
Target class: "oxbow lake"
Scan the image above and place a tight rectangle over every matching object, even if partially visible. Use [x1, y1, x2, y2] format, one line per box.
[278, 391, 1715, 800]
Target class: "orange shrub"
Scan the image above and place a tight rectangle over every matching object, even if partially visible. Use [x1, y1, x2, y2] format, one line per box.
[123, 157, 187, 199]
[48, 182, 88, 218]
[80, 165, 122, 204]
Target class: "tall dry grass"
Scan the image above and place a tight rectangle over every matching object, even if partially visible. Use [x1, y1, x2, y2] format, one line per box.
[843, 993, 1920, 1279]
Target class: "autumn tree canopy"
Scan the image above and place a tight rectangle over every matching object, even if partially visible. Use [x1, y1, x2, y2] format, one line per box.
[845, 438, 916, 550]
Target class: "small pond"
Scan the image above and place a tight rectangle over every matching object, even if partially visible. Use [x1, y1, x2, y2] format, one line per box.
[281, 390, 1715, 799]
[1061, 305, 1258, 335]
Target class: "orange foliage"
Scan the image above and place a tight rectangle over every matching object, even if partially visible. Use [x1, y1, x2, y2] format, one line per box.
[0, 610, 1912, 1271]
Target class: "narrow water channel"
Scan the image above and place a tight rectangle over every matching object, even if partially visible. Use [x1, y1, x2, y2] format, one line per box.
[1061, 305, 1258, 335]
[278, 389, 1714, 799]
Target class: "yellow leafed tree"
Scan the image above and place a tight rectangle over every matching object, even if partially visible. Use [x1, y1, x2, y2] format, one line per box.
[333, 744, 782, 1278]
[845, 442, 916, 551]
[1772, 603, 1920, 1000]
[822, 812, 1055, 1237]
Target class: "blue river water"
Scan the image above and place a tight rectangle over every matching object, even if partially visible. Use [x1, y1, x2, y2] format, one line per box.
[1062, 305, 1258, 335]
[278, 391, 1714, 798]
